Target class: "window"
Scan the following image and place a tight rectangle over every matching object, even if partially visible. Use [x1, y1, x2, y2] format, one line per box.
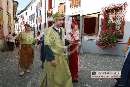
[39, 24, 41, 30]
[32, 14, 35, 23]
[58, 3, 65, 14]
[39, 10, 42, 16]
[70, 0, 80, 7]
[33, 19, 35, 23]
[36, 19, 37, 24]
[38, 10, 42, 16]
[36, 8, 38, 17]
[29, 16, 31, 21]
[40, 0, 42, 7]
[7, 0, 9, 12]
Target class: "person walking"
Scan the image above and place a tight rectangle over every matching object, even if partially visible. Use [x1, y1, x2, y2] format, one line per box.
[10, 32, 16, 51]
[35, 31, 41, 46]
[15, 33, 20, 48]
[6, 32, 13, 51]
[39, 33, 45, 68]
[40, 12, 73, 87]
[17, 24, 35, 76]
[35, 31, 45, 68]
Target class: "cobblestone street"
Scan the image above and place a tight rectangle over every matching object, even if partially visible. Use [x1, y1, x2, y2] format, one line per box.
[78, 53, 124, 87]
[0, 47, 125, 87]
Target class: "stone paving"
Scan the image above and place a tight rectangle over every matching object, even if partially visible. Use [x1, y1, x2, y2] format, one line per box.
[0, 48, 42, 87]
[0, 47, 124, 87]
[80, 38, 125, 56]
[77, 53, 124, 87]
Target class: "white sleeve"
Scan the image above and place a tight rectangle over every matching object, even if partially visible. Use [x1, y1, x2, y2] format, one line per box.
[66, 33, 71, 41]
[75, 31, 79, 40]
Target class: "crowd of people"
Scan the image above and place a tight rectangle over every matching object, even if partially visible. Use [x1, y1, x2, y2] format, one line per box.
[3, 12, 130, 87]
[5, 12, 80, 87]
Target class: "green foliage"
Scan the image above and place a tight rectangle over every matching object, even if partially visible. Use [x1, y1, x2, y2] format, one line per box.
[97, 30, 117, 48]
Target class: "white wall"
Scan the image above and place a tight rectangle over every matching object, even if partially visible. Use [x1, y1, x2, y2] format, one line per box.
[2, 0, 8, 36]
[52, 0, 58, 13]
[41, 0, 45, 29]
[17, 0, 36, 32]
[80, 0, 130, 42]
[8, 0, 14, 32]
[81, 0, 127, 14]
[123, 0, 130, 42]
[65, 0, 81, 15]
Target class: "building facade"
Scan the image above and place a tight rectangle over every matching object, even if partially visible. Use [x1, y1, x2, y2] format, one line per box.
[17, 0, 46, 36]
[0, 0, 18, 50]
[16, 0, 63, 35]
[64, 0, 130, 43]
[16, 0, 130, 43]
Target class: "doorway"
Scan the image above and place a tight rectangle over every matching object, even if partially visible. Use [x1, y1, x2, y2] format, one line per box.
[84, 17, 97, 36]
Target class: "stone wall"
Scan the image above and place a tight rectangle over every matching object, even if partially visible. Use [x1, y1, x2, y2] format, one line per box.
[0, 0, 14, 51]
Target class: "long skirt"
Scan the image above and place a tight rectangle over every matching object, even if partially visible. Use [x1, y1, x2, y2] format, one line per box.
[69, 43, 79, 80]
[19, 44, 34, 70]
[40, 54, 73, 87]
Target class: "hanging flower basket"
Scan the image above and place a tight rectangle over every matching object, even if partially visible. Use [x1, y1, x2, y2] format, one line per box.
[96, 30, 117, 48]
[96, 2, 127, 48]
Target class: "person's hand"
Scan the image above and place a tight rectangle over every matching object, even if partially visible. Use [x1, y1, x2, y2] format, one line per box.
[124, 48, 128, 53]
[124, 44, 128, 52]
[49, 59, 57, 67]
[35, 44, 39, 48]
[35, 44, 38, 47]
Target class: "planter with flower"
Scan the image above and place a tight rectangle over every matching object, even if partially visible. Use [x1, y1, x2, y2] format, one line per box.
[96, 2, 127, 48]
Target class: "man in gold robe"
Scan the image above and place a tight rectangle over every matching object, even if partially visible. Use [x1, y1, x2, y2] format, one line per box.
[40, 12, 73, 87]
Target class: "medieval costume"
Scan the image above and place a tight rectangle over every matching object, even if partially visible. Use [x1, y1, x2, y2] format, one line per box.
[6, 32, 15, 51]
[40, 12, 73, 87]
[39, 32, 45, 68]
[68, 18, 80, 82]
[17, 24, 35, 76]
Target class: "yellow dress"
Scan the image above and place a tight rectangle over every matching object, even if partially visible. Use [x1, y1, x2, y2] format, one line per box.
[40, 26, 73, 87]
[18, 32, 35, 70]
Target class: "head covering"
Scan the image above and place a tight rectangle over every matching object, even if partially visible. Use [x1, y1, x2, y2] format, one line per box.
[71, 17, 78, 30]
[24, 24, 30, 27]
[52, 12, 64, 21]
[24, 24, 31, 31]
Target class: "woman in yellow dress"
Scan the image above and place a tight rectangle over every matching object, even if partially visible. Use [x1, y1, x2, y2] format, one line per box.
[17, 24, 35, 76]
